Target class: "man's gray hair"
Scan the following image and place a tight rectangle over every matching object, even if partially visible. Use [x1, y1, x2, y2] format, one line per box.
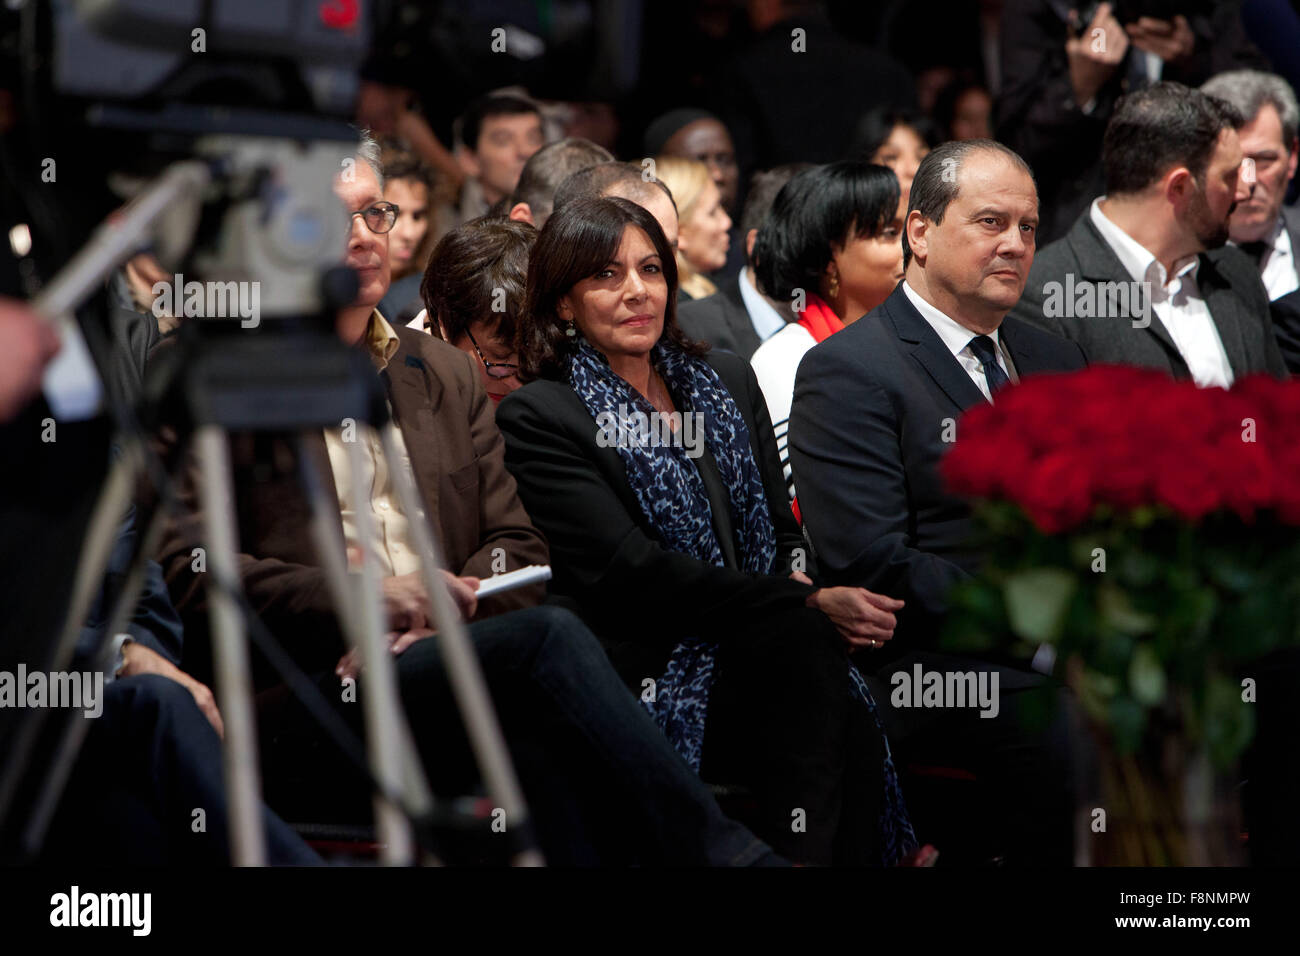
[1201, 70, 1299, 148]
[902, 139, 1035, 268]
[356, 129, 384, 187]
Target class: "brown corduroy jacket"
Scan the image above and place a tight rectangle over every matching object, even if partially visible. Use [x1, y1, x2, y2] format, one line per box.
[154, 324, 549, 684]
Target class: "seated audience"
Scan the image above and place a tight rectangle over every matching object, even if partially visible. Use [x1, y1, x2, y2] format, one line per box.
[497, 196, 925, 866]
[450, 93, 546, 227]
[154, 137, 776, 866]
[652, 156, 733, 300]
[749, 162, 904, 505]
[377, 145, 436, 325]
[552, 161, 681, 250]
[43, 508, 320, 866]
[998, 0, 1268, 243]
[1201, 69, 1300, 373]
[789, 141, 1086, 864]
[677, 163, 811, 358]
[849, 107, 938, 206]
[643, 109, 741, 217]
[419, 216, 535, 403]
[932, 77, 994, 141]
[644, 109, 745, 278]
[1011, 82, 1287, 382]
[507, 137, 614, 229]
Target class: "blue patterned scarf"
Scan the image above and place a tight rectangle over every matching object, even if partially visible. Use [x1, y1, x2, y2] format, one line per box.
[567, 339, 916, 864]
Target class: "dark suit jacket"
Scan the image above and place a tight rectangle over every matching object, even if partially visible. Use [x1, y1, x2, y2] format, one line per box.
[1011, 210, 1288, 379]
[156, 325, 549, 684]
[709, 14, 916, 170]
[789, 284, 1087, 644]
[1270, 204, 1300, 373]
[677, 273, 764, 359]
[998, 0, 1267, 243]
[496, 349, 812, 683]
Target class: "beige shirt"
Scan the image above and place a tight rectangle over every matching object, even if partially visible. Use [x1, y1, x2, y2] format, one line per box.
[323, 310, 421, 577]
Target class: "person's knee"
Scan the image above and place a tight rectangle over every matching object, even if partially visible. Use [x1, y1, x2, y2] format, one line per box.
[116, 673, 197, 714]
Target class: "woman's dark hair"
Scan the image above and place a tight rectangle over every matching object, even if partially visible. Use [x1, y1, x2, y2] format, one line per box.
[420, 216, 536, 346]
[751, 162, 901, 303]
[517, 196, 706, 381]
[847, 107, 940, 163]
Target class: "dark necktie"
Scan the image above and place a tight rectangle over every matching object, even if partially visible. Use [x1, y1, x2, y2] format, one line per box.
[1239, 240, 1270, 269]
[967, 334, 1010, 397]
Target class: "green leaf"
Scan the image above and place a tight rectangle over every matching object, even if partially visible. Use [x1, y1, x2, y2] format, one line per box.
[1128, 644, 1166, 706]
[1098, 583, 1158, 635]
[1204, 675, 1255, 769]
[1003, 568, 1077, 644]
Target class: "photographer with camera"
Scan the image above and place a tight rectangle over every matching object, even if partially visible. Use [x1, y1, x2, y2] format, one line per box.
[998, 0, 1268, 242]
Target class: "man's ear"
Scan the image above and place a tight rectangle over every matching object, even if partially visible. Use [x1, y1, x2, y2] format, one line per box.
[745, 228, 758, 261]
[905, 209, 929, 265]
[1164, 166, 1195, 207]
[1286, 138, 1299, 184]
[508, 202, 534, 225]
[456, 146, 481, 182]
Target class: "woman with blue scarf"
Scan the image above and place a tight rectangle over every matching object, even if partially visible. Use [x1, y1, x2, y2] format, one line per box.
[498, 196, 926, 866]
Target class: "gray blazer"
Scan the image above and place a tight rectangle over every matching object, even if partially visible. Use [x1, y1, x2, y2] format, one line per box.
[1011, 210, 1288, 380]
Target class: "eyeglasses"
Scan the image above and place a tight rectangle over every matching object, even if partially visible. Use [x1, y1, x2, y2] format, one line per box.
[465, 326, 519, 379]
[350, 201, 400, 234]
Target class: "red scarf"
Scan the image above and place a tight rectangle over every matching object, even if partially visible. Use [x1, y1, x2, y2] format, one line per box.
[796, 292, 844, 344]
[789, 293, 844, 525]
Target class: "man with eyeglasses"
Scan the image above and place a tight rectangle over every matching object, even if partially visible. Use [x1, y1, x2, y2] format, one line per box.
[153, 136, 783, 865]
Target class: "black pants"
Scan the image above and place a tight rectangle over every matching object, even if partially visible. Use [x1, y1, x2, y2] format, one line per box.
[42, 674, 320, 866]
[865, 650, 1079, 866]
[260, 606, 771, 866]
[695, 606, 888, 866]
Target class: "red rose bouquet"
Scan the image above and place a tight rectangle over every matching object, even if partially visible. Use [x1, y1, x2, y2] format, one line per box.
[939, 366, 1300, 864]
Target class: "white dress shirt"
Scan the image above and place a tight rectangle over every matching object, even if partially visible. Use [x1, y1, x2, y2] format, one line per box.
[738, 267, 789, 342]
[902, 281, 1015, 403]
[750, 322, 816, 497]
[1089, 198, 1235, 389]
[1251, 217, 1300, 301]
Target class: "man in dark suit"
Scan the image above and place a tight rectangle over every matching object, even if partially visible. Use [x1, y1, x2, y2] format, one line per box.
[153, 139, 778, 866]
[1012, 82, 1287, 381]
[709, 0, 916, 171]
[998, 0, 1267, 243]
[1202, 69, 1300, 373]
[790, 140, 1087, 864]
[677, 164, 807, 359]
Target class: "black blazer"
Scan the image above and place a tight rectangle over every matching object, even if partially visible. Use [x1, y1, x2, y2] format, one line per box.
[496, 349, 812, 682]
[676, 273, 764, 360]
[1011, 209, 1288, 379]
[1269, 204, 1300, 374]
[789, 284, 1087, 644]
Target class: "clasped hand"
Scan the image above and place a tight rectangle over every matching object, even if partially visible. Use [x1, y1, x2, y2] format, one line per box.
[335, 569, 479, 680]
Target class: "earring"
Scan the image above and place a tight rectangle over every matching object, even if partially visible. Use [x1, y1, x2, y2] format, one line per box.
[565, 321, 577, 338]
[828, 271, 840, 299]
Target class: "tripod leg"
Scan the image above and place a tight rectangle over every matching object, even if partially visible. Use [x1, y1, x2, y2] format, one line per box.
[0, 439, 142, 855]
[299, 436, 432, 862]
[193, 426, 266, 867]
[379, 424, 543, 866]
[340, 435, 419, 865]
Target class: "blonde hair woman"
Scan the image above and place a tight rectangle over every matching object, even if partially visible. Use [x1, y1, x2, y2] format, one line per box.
[653, 156, 732, 300]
